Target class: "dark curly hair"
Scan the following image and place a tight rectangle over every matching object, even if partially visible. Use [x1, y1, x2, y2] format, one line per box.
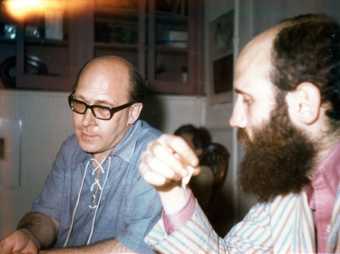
[271, 14, 340, 130]
[174, 124, 212, 153]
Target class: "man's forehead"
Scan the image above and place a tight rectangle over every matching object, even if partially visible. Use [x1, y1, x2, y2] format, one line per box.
[237, 28, 277, 67]
[76, 58, 131, 102]
[234, 27, 279, 92]
[83, 58, 129, 82]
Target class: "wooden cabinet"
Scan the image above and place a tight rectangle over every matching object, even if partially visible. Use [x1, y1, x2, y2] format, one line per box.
[16, 7, 93, 91]
[0, 0, 204, 94]
[148, 0, 204, 94]
[0, 4, 93, 91]
[92, 0, 146, 76]
[0, 15, 19, 89]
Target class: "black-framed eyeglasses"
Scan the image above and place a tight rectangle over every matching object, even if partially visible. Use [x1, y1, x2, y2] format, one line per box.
[68, 95, 135, 120]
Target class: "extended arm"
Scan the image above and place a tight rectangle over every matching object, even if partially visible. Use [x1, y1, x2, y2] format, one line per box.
[40, 240, 136, 254]
[0, 211, 58, 254]
[139, 135, 275, 254]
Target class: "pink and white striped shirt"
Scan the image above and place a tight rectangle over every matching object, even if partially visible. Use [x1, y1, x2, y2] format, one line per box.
[306, 142, 340, 252]
[146, 144, 340, 253]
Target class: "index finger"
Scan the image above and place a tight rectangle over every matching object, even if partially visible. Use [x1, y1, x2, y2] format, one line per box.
[158, 134, 199, 167]
[0, 239, 14, 254]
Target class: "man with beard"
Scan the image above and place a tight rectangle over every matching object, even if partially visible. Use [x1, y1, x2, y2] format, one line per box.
[139, 13, 340, 253]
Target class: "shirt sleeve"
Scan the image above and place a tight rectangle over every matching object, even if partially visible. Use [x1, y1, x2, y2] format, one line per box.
[31, 138, 72, 225]
[163, 189, 196, 234]
[115, 175, 162, 254]
[145, 200, 274, 254]
[327, 186, 340, 252]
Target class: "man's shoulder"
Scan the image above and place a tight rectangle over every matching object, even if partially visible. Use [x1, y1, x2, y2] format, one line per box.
[113, 120, 161, 165]
[137, 120, 161, 136]
[57, 134, 84, 161]
[133, 120, 161, 146]
[60, 134, 80, 150]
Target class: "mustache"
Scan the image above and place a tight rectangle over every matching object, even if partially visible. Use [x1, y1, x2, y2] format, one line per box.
[237, 128, 251, 145]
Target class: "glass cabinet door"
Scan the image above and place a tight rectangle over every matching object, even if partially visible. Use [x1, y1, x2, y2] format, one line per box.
[94, 0, 145, 74]
[16, 3, 93, 91]
[0, 0, 202, 93]
[147, 0, 203, 94]
[148, 0, 188, 91]
[0, 14, 17, 89]
[22, 13, 68, 78]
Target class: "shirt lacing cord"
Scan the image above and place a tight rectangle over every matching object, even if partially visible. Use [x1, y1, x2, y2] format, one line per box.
[63, 156, 112, 247]
[89, 159, 106, 209]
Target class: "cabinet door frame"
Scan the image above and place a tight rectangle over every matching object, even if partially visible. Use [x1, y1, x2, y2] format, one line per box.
[12, 0, 204, 94]
[16, 3, 94, 92]
[147, 0, 204, 95]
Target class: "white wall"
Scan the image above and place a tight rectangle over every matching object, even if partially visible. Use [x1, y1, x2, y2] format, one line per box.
[142, 95, 206, 133]
[0, 90, 206, 237]
[0, 90, 73, 236]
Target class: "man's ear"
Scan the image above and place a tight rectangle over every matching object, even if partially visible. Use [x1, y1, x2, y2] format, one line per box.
[127, 103, 143, 124]
[286, 82, 321, 125]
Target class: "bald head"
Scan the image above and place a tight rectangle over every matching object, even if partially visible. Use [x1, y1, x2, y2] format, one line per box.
[236, 26, 281, 86]
[238, 26, 280, 61]
[74, 56, 145, 103]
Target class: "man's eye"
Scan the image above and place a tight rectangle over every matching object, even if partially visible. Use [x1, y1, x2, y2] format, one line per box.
[243, 97, 253, 105]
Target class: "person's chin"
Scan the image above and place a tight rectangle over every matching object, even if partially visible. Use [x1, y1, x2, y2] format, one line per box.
[79, 142, 101, 154]
[77, 135, 101, 150]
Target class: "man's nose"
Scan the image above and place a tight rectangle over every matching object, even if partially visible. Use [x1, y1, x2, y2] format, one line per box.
[81, 108, 96, 125]
[229, 105, 247, 128]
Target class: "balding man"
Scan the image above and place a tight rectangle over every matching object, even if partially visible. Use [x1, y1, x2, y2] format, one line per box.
[140, 14, 340, 253]
[0, 56, 162, 254]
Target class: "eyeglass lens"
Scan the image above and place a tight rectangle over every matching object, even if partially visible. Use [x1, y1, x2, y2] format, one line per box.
[68, 95, 134, 120]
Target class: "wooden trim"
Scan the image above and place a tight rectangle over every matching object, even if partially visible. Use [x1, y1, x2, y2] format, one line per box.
[147, 0, 156, 84]
[188, 0, 204, 94]
[138, 0, 146, 76]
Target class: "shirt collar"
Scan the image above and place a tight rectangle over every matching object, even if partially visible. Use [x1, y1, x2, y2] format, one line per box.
[312, 142, 340, 194]
[110, 120, 141, 162]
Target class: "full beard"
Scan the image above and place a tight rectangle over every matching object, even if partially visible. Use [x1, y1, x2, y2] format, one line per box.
[238, 98, 316, 203]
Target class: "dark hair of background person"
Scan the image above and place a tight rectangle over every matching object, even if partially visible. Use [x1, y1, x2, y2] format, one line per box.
[174, 124, 232, 236]
[271, 13, 340, 130]
[199, 142, 231, 237]
[174, 124, 212, 154]
[200, 142, 230, 188]
[174, 124, 229, 182]
[174, 124, 196, 136]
